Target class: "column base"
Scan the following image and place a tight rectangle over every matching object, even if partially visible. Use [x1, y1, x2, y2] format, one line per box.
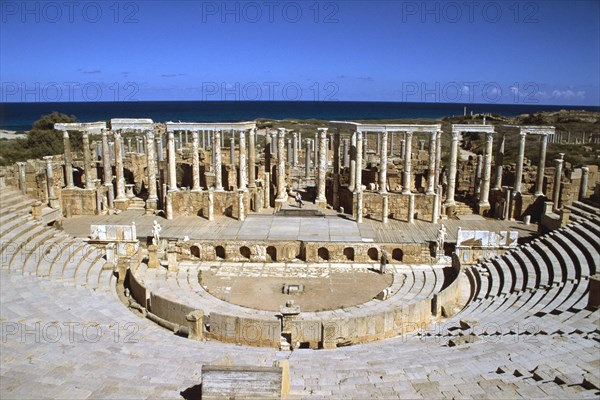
[314, 199, 327, 209]
[444, 202, 455, 216]
[145, 198, 158, 215]
[477, 202, 491, 215]
[114, 197, 130, 211]
[274, 198, 287, 212]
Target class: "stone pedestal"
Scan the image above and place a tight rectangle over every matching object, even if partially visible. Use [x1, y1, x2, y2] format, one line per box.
[148, 245, 159, 268]
[186, 310, 205, 341]
[167, 250, 178, 272]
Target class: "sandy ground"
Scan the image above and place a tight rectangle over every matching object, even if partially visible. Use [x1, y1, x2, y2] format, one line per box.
[200, 267, 394, 312]
[0, 130, 27, 139]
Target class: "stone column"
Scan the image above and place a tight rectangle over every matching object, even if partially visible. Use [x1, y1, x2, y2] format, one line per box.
[271, 131, 277, 156]
[362, 134, 368, 161]
[376, 132, 381, 154]
[402, 131, 413, 194]
[276, 128, 287, 201]
[230, 135, 235, 166]
[355, 130, 363, 193]
[192, 131, 201, 191]
[286, 138, 292, 164]
[432, 192, 439, 224]
[17, 162, 26, 194]
[43, 156, 57, 207]
[426, 131, 436, 194]
[62, 130, 74, 188]
[167, 131, 178, 191]
[292, 132, 298, 167]
[408, 193, 415, 223]
[356, 190, 363, 224]
[208, 189, 214, 221]
[157, 135, 164, 162]
[534, 133, 548, 196]
[382, 194, 389, 223]
[514, 131, 527, 194]
[389, 132, 394, 157]
[82, 132, 93, 189]
[101, 129, 112, 186]
[305, 139, 311, 178]
[114, 131, 127, 200]
[579, 166, 589, 201]
[434, 131, 442, 189]
[238, 130, 247, 191]
[127, 137, 132, 153]
[264, 172, 271, 208]
[493, 132, 505, 190]
[478, 132, 494, 211]
[343, 138, 350, 168]
[503, 187, 512, 220]
[248, 128, 256, 188]
[446, 130, 460, 207]
[316, 128, 328, 204]
[313, 132, 319, 171]
[213, 131, 223, 191]
[332, 129, 341, 210]
[145, 131, 158, 213]
[379, 130, 388, 193]
[178, 131, 183, 150]
[400, 139, 405, 158]
[238, 190, 245, 221]
[349, 132, 356, 191]
[473, 154, 482, 196]
[355, 130, 363, 223]
[552, 153, 564, 211]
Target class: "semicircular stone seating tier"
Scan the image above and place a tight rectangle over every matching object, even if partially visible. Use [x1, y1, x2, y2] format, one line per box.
[1, 184, 599, 399]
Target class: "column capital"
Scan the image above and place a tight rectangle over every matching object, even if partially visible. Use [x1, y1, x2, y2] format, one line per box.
[113, 130, 121, 140]
[582, 166, 589, 174]
[451, 130, 460, 139]
[61, 130, 69, 138]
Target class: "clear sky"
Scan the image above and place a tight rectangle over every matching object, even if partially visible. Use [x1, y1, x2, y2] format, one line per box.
[1, 0, 599, 105]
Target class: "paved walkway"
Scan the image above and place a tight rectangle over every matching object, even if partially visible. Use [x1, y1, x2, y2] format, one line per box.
[63, 208, 538, 244]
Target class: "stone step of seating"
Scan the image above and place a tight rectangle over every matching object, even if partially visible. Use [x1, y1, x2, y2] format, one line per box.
[1, 196, 36, 213]
[0, 221, 46, 264]
[572, 200, 600, 216]
[0, 214, 35, 247]
[21, 232, 70, 276]
[15, 229, 63, 273]
[565, 204, 599, 222]
[47, 238, 86, 280]
[3, 224, 53, 271]
[562, 227, 599, 275]
[573, 221, 600, 248]
[521, 246, 550, 288]
[71, 246, 105, 287]
[550, 232, 590, 280]
[529, 242, 561, 284]
[84, 257, 109, 291]
[540, 237, 574, 282]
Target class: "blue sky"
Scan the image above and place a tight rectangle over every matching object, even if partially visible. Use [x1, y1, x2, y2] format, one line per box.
[1, 0, 598, 105]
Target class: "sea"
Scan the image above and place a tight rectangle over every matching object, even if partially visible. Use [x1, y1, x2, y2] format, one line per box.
[0, 101, 598, 131]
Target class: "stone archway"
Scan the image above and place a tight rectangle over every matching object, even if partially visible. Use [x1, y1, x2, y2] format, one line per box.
[367, 247, 378, 261]
[392, 248, 403, 262]
[240, 246, 251, 260]
[190, 245, 201, 259]
[266, 246, 277, 262]
[343, 247, 355, 261]
[318, 247, 330, 261]
[215, 245, 226, 260]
